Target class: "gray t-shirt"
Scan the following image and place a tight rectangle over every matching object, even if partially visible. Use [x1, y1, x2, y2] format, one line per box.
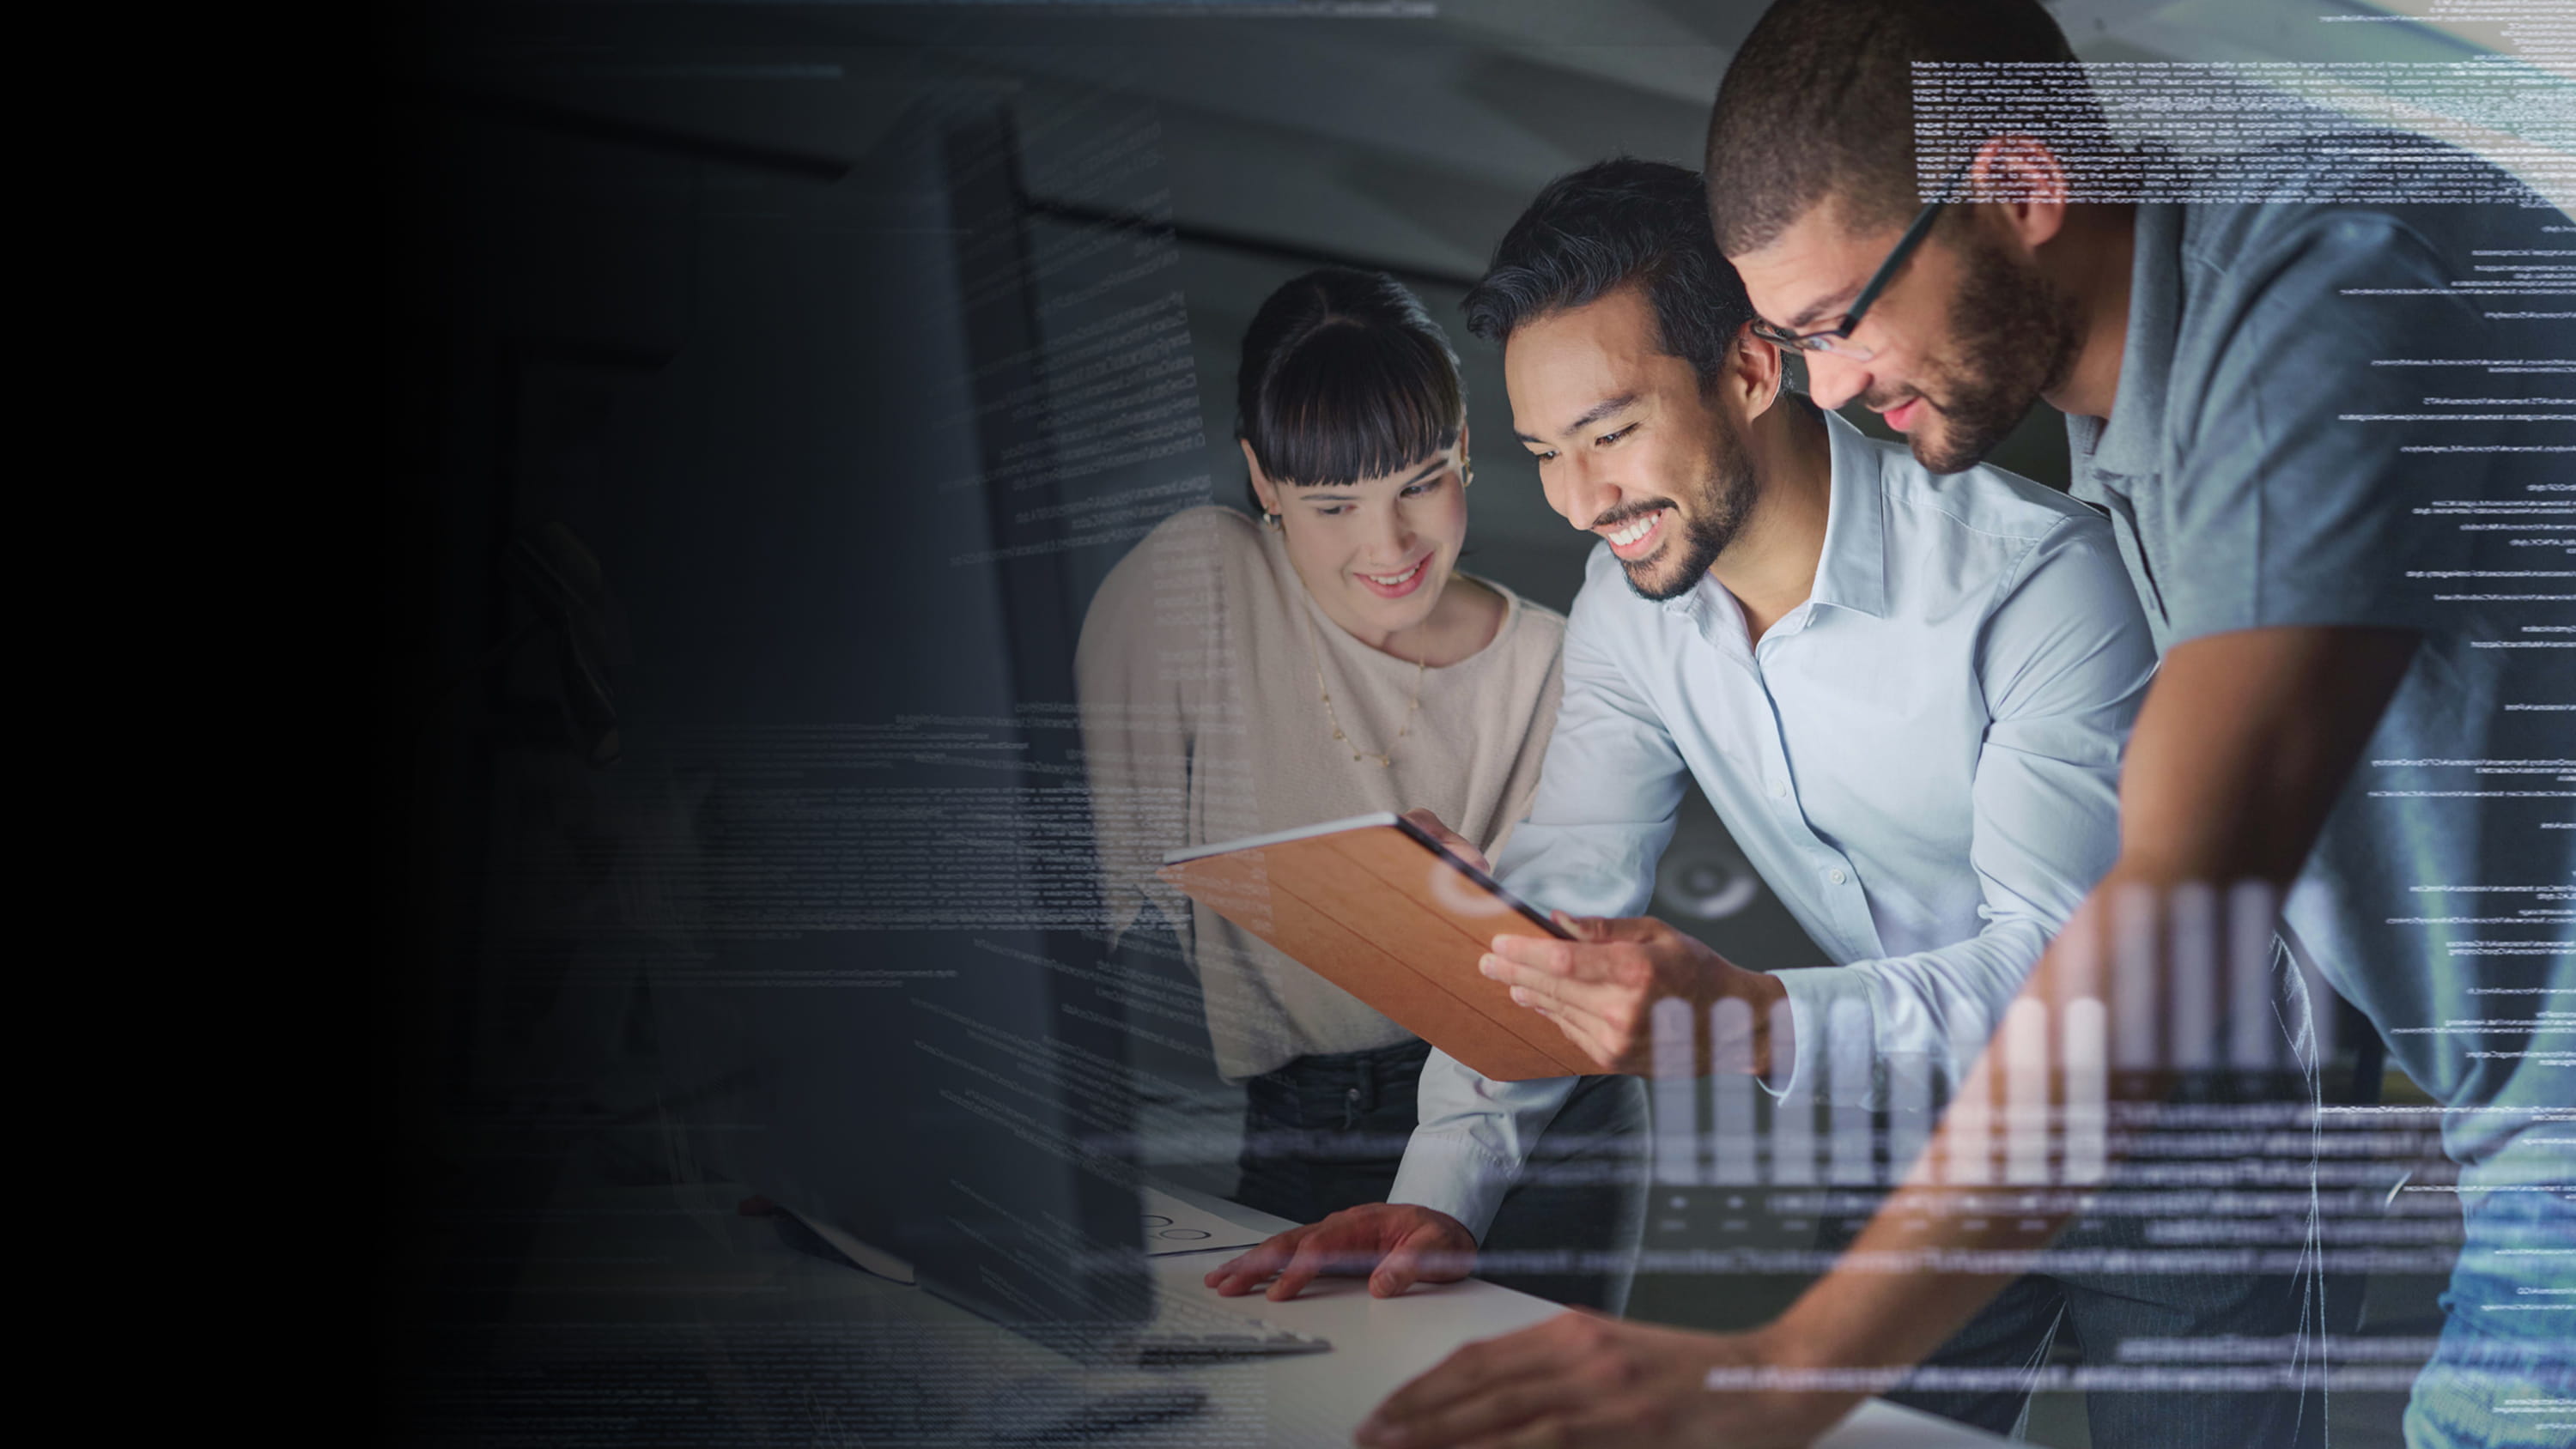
[2064, 146, 2572, 1205]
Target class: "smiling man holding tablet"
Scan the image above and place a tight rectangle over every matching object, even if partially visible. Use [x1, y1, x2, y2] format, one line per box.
[1200, 160, 2319, 1446]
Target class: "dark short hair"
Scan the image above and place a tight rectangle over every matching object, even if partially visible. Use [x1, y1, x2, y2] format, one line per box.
[1461, 158, 1753, 388]
[1236, 268, 1462, 488]
[1704, 0, 2101, 256]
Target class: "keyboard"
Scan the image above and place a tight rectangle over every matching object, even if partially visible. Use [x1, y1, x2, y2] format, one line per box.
[1132, 1289, 1333, 1362]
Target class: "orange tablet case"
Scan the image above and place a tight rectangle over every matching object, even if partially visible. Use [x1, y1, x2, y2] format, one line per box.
[1157, 815, 1597, 1082]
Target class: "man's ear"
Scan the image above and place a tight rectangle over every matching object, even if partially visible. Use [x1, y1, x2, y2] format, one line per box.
[1732, 324, 1789, 421]
[1241, 438, 1282, 516]
[1971, 134, 2070, 252]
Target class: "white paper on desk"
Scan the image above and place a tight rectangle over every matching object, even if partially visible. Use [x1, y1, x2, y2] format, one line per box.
[1139, 1186, 1268, 1256]
[779, 1203, 917, 1284]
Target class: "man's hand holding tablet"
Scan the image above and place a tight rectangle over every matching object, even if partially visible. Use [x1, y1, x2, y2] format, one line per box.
[1407, 809, 1791, 1079]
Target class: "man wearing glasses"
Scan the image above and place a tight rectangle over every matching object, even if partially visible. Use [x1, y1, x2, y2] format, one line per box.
[1357, 2, 2569, 1447]
[1206, 157, 2324, 1445]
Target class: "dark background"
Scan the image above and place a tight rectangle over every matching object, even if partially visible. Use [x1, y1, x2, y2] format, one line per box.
[365, 4, 2495, 1442]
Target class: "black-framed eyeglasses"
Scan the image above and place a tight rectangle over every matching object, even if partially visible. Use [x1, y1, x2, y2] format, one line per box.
[1747, 159, 1972, 362]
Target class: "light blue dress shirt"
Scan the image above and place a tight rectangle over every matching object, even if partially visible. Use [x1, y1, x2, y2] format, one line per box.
[1388, 409, 2158, 1239]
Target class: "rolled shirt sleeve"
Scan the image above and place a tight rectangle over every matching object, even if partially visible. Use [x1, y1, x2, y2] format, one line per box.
[1389, 581, 1688, 1240]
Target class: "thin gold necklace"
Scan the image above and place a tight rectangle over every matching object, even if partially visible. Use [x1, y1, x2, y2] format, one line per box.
[1295, 594, 1425, 769]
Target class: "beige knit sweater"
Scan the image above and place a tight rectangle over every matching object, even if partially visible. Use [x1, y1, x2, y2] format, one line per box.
[1076, 506, 1564, 1081]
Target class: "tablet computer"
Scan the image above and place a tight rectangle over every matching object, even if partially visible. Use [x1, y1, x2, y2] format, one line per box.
[1158, 813, 1593, 1081]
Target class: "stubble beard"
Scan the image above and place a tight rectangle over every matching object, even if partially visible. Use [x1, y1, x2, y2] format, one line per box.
[1905, 236, 2087, 476]
[1616, 408, 1757, 603]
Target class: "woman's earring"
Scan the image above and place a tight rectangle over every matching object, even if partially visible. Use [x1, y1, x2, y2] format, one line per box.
[1261, 510, 1282, 530]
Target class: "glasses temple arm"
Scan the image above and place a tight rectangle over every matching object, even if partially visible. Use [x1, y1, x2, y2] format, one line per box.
[1840, 153, 1978, 328]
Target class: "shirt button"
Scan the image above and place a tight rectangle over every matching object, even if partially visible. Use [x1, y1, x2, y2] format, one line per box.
[1828, 868, 1848, 885]
[1771, 782, 1789, 799]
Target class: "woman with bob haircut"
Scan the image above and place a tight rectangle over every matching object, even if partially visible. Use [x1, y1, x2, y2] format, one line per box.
[1078, 266, 1645, 1313]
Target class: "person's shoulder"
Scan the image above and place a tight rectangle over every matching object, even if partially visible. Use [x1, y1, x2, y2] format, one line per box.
[1481, 575, 1564, 633]
[1867, 433, 2110, 551]
[2165, 182, 2490, 421]
[1873, 456, 2141, 638]
[2172, 134, 2485, 287]
[1505, 586, 1566, 664]
[1137, 503, 1263, 558]
[1449, 574, 1565, 664]
[2184, 201, 2445, 299]
[1087, 505, 1263, 628]
[1102, 505, 1269, 585]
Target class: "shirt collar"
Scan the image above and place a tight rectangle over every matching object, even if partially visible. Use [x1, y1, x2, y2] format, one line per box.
[2077, 202, 2184, 483]
[1807, 409, 1889, 621]
[1659, 407, 1888, 631]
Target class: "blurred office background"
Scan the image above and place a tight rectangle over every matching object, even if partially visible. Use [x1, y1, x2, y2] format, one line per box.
[381, 3, 2539, 1442]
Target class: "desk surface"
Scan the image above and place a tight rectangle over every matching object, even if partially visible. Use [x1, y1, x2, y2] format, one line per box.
[473, 1173, 2004, 1448]
[1145, 1183, 2005, 1449]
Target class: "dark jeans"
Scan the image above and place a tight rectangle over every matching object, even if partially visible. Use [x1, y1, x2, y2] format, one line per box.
[1236, 1038, 1649, 1314]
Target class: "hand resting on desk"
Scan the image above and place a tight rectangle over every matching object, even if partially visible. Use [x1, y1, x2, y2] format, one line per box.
[1203, 1202, 1476, 1301]
[1355, 1312, 1852, 1449]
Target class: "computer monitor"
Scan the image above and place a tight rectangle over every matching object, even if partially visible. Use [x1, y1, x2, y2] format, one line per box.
[640, 96, 1191, 1356]
[707, 917, 1158, 1347]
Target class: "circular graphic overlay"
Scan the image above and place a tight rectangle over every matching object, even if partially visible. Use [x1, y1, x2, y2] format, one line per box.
[1660, 852, 1760, 919]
